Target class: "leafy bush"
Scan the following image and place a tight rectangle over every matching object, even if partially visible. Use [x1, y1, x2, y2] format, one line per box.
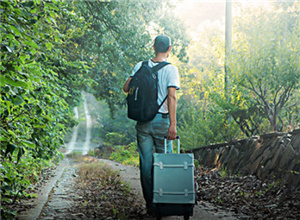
[0, 155, 60, 218]
[109, 142, 139, 167]
[105, 132, 128, 146]
[178, 98, 241, 150]
[0, 0, 85, 216]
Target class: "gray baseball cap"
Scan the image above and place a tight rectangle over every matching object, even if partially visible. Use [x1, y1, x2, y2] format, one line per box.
[154, 35, 171, 53]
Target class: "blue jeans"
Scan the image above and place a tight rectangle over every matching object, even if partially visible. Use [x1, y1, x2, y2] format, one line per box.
[135, 113, 172, 207]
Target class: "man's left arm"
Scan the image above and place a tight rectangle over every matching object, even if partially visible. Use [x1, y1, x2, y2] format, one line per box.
[123, 62, 142, 93]
[123, 77, 132, 93]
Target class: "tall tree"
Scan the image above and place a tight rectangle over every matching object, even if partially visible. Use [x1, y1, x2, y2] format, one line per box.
[68, 1, 189, 115]
[229, 2, 300, 131]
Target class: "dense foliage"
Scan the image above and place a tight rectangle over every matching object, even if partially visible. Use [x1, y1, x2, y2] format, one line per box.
[177, 2, 299, 149]
[0, 1, 80, 216]
[0, 0, 189, 217]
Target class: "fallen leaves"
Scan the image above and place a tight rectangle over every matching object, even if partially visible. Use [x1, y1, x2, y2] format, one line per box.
[196, 167, 300, 219]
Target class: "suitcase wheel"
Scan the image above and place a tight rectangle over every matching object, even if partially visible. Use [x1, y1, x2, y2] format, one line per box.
[156, 213, 162, 220]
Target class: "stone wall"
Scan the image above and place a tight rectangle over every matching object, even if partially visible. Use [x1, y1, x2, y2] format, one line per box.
[188, 129, 300, 188]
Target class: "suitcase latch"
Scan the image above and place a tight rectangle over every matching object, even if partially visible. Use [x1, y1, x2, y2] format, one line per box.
[159, 188, 163, 197]
[184, 189, 189, 197]
[159, 162, 163, 170]
[184, 162, 188, 170]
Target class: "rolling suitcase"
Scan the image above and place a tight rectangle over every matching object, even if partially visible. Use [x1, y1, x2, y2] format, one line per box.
[153, 136, 195, 220]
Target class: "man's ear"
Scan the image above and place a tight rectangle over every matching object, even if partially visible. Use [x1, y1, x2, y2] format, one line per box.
[167, 45, 172, 52]
[153, 45, 156, 51]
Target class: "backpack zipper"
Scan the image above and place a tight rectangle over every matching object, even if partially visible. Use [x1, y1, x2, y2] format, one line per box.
[135, 87, 139, 101]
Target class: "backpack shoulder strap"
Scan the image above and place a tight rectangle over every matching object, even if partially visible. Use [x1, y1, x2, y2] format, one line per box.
[142, 60, 148, 66]
[152, 61, 171, 108]
[151, 61, 170, 73]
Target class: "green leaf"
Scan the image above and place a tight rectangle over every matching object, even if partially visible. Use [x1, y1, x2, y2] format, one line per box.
[30, 8, 37, 14]
[21, 140, 36, 149]
[0, 135, 7, 142]
[19, 55, 28, 63]
[10, 25, 21, 36]
[2, 197, 13, 203]
[24, 40, 39, 49]
[31, 193, 37, 198]
[47, 3, 59, 11]
[0, 75, 29, 88]
[13, 95, 24, 105]
[17, 147, 25, 162]
[7, 129, 18, 139]
[45, 42, 53, 51]
[5, 100, 11, 115]
[45, 17, 51, 24]
[33, 124, 46, 129]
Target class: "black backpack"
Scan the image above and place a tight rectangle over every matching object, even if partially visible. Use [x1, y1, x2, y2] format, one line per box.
[127, 61, 170, 122]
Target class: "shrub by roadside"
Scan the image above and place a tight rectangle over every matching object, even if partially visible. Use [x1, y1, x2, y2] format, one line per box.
[109, 142, 139, 166]
[1, 155, 62, 219]
[94, 142, 139, 167]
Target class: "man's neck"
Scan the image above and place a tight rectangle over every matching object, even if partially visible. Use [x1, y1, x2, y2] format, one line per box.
[152, 53, 168, 62]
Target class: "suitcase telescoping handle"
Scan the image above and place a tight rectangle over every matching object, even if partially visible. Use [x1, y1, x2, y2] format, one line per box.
[164, 135, 180, 154]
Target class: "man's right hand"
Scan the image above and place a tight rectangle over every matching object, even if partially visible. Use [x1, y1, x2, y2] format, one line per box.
[167, 124, 177, 140]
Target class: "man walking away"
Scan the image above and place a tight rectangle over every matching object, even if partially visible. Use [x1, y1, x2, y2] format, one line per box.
[123, 34, 180, 214]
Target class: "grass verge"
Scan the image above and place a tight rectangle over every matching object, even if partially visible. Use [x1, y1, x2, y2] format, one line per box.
[71, 158, 146, 219]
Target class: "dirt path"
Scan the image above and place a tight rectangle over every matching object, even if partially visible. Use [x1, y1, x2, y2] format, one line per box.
[38, 158, 78, 220]
[17, 92, 237, 220]
[82, 97, 92, 155]
[65, 107, 79, 155]
[65, 93, 98, 155]
[100, 158, 237, 220]
[16, 156, 236, 220]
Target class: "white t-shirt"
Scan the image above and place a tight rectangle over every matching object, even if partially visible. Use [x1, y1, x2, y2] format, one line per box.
[130, 59, 180, 114]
